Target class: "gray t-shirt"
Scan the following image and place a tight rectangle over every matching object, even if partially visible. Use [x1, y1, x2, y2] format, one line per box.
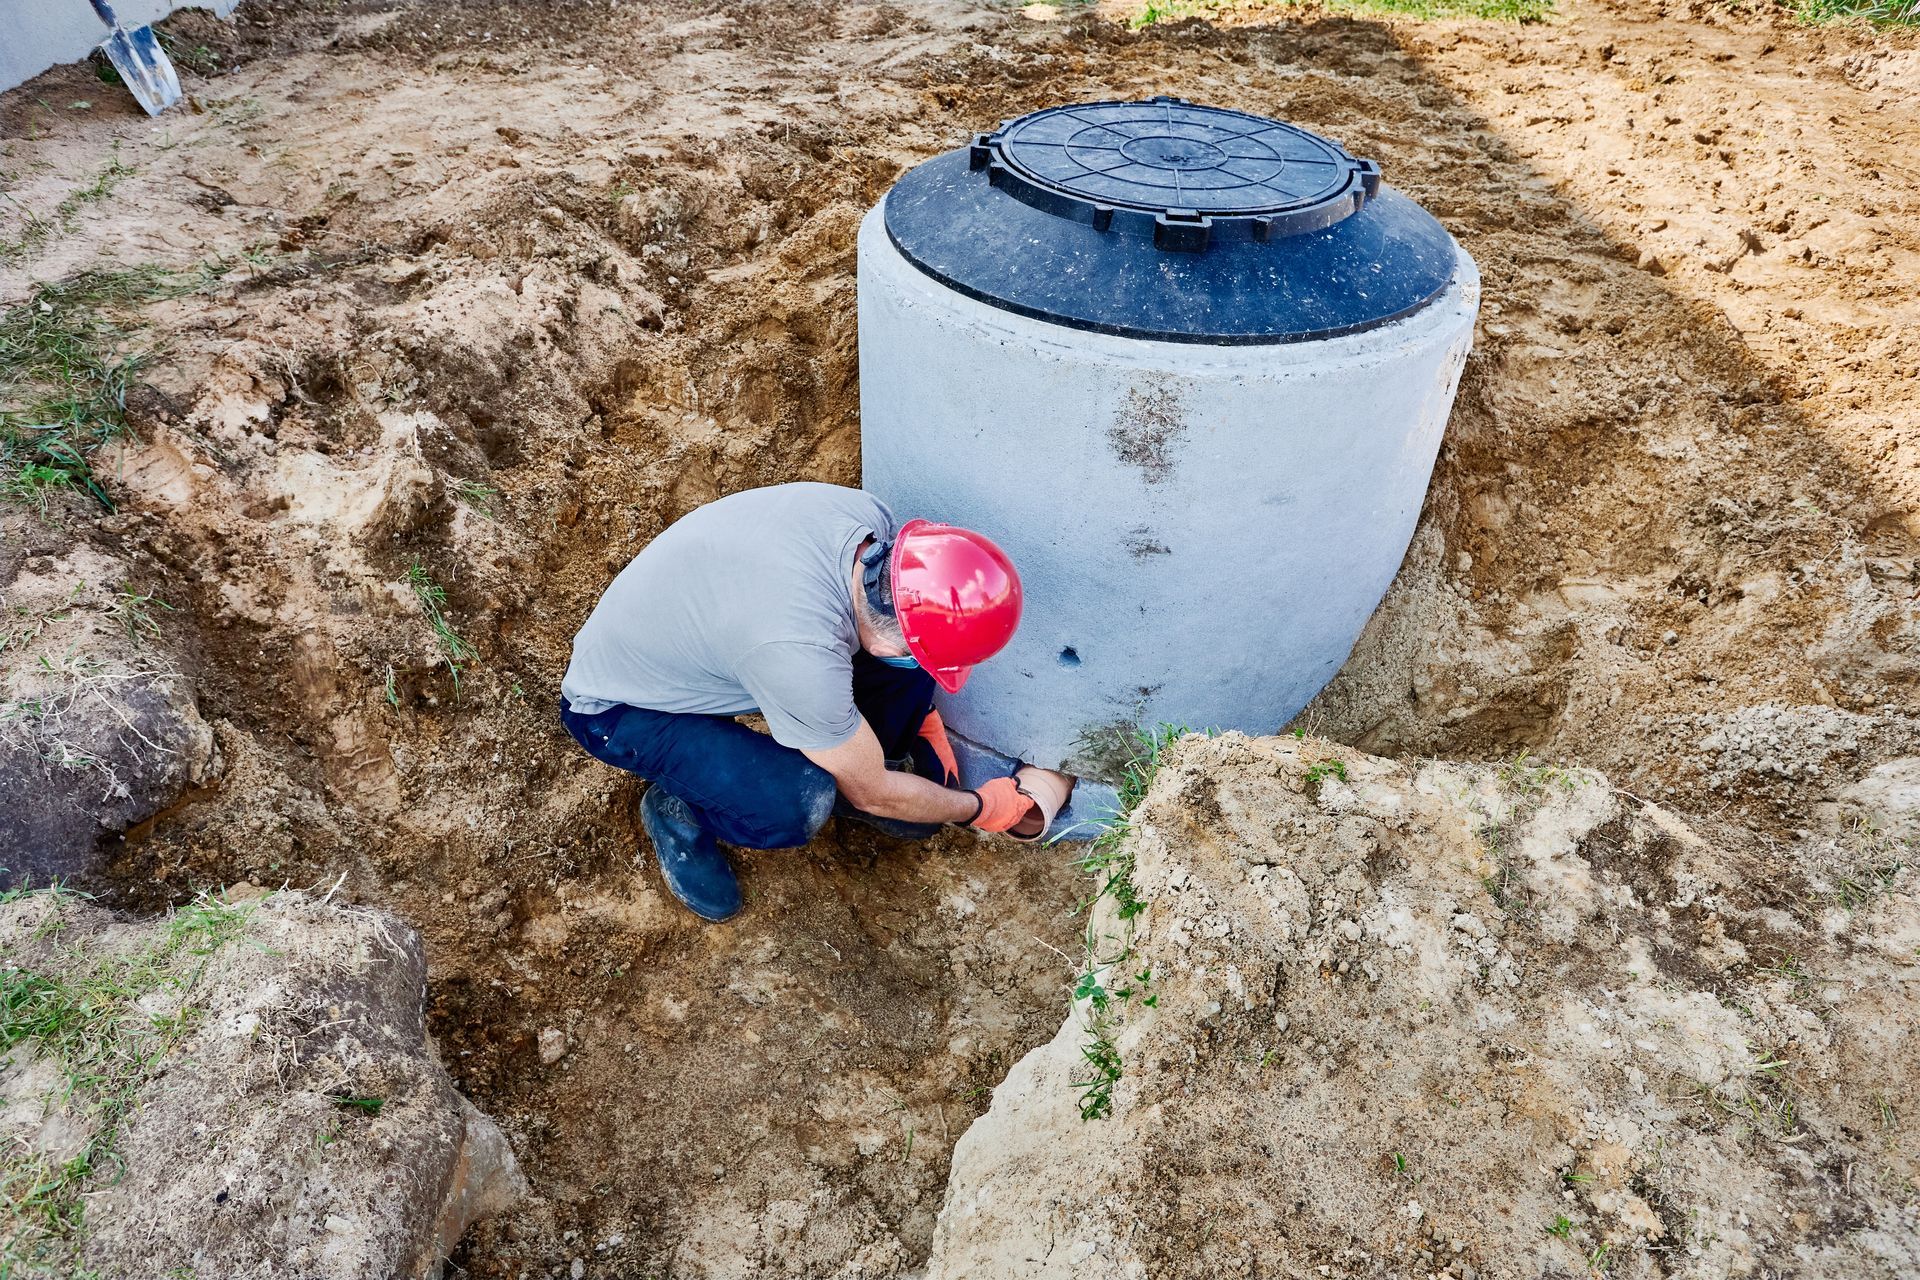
[561, 482, 895, 751]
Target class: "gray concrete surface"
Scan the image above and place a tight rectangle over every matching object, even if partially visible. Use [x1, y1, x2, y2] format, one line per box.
[858, 202, 1479, 778]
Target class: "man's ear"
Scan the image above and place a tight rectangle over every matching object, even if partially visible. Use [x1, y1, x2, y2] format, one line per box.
[859, 536, 896, 619]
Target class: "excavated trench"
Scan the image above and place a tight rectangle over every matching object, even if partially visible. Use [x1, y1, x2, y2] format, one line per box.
[1, 0, 1915, 1275]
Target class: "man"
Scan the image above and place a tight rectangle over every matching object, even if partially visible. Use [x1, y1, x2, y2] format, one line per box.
[560, 482, 1065, 922]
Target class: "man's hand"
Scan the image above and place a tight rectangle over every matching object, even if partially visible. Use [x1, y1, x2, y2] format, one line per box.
[804, 718, 980, 825]
[1010, 764, 1073, 840]
[917, 710, 961, 787]
[806, 718, 1069, 835]
[970, 776, 1038, 833]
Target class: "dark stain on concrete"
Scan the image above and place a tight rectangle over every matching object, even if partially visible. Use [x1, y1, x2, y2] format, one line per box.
[1108, 381, 1187, 484]
[1124, 526, 1171, 558]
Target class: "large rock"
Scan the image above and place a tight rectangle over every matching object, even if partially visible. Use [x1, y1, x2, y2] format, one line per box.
[928, 733, 1920, 1280]
[0, 545, 220, 886]
[0, 890, 524, 1277]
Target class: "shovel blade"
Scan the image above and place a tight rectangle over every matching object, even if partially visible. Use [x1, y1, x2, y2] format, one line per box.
[100, 25, 182, 116]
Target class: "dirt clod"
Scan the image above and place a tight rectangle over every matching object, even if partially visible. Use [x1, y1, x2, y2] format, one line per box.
[0, 891, 524, 1278]
[933, 733, 1920, 1279]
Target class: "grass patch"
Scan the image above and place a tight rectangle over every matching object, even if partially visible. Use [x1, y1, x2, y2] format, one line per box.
[164, 893, 255, 956]
[1470, 751, 1583, 918]
[1076, 723, 1188, 923]
[154, 28, 223, 77]
[1689, 1051, 1803, 1140]
[0, 888, 262, 1275]
[1303, 756, 1348, 787]
[106, 587, 172, 643]
[1070, 724, 1190, 1120]
[405, 560, 479, 695]
[0, 263, 220, 514]
[1789, 0, 1918, 22]
[1754, 950, 1817, 997]
[1293, 726, 1356, 794]
[453, 479, 499, 519]
[1131, 0, 1552, 27]
[0, 153, 138, 265]
[0, 650, 169, 780]
[1827, 854, 1907, 912]
[0, 580, 192, 799]
[1815, 815, 1911, 914]
[1497, 749, 1581, 797]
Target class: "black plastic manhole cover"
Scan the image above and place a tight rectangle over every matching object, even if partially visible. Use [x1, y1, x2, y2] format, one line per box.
[972, 97, 1380, 248]
[881, 96, 1459, 344]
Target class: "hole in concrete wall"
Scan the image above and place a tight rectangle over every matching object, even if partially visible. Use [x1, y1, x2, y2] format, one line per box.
[1058, 646, 1081, 667]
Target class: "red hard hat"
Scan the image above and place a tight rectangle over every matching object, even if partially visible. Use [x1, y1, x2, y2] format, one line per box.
[891, 518, 1022, 693]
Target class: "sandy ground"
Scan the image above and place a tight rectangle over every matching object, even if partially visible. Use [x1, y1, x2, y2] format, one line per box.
[1, 0, 1916, 1274]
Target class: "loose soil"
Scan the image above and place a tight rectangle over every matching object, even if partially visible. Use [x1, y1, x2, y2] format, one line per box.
[0, 890, 525, 1278]
[1, 0, 1915, 1275]
[931, 733, 1920, 1278]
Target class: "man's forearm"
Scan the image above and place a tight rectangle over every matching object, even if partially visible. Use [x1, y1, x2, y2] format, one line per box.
[845, 768, 980, 824]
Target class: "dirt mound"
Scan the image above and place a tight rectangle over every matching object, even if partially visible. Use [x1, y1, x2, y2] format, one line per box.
[0, 889, 523, 1277]
[930, 732, 1920, 1279]
[0, 541, 220, 885]
[1298, 0, 1920, 812]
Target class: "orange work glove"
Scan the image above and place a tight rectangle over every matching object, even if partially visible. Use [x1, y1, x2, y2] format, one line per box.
[968, 776, 1040, 833]
[918, 709, 960, 787]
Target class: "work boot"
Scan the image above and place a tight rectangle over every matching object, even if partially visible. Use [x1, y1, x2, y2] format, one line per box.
[639, 786, 742, 922]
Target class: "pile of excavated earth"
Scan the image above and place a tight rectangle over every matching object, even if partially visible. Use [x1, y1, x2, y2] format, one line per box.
[934, 734, 1920, 1278]
[0, 890, 524, 1277]
[1, 0, 1915, 1276]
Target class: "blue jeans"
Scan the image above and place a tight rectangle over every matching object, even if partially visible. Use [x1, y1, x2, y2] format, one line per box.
[560, 653, 953, 848]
